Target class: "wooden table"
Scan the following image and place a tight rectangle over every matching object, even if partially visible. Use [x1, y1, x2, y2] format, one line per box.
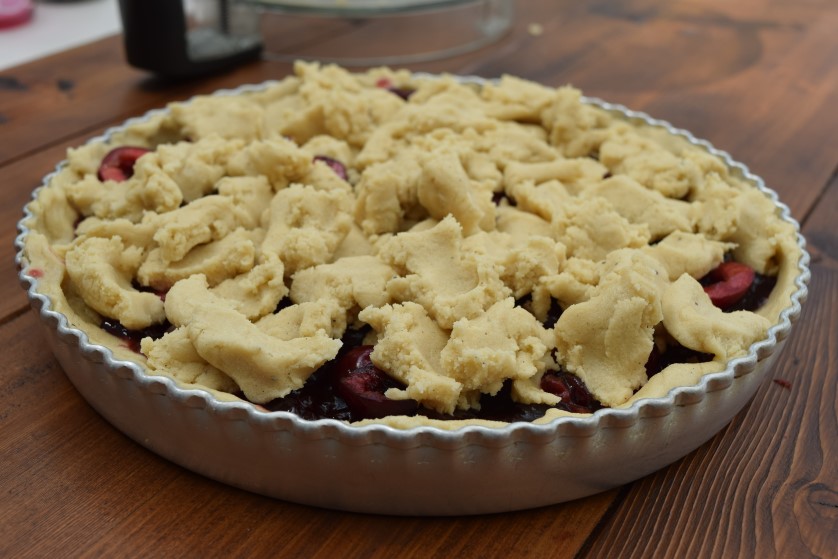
[2, 0, 836, 557]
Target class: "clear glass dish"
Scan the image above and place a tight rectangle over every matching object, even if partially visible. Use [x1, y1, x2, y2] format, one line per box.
[239, 0, 514, 65]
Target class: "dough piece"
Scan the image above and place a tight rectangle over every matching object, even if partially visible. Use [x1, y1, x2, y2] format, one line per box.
[290, 255, 395, 312]
[354, 153, 424, 235]
[165, 275, 341, 403]
[538, 256, 600, 309]
[153, 195, 256, 263]
[75, 216, 158, 249]
[585, 175, 693, 240]
[264, 61, 405, 148]
[301, 135, 354, 167]
[481, 74, 556, 122]
[148, 136, 242, 202]
[73, 151, 182, 221]
[479, 124, 559, 168]
[138, 228, 258, 291]
[689, 173, 740, 240]
[142, 327, 239, 393]
[441, 298, 554, 397]
[495, 205, 554, 240]
[552, 197, 650, 261]
[417, 150, 495, 235]
[378, 216, 510, 329]
[620, 361, 724, 405]
[542, 86, 614, 157]
[508, 179, 571, 223]
[62, 174, 115, 219]
[168, 95, 265, 142]
[554, 250, 668, 406]
[261, 183, 353, 275]
[65, 236, 165, 330]
[211, 257, 288, 321]
[226, 138, 312, 191]
[662, 274, 770, 361]
[643, 231, 731, 281]
[462, 231, 565, 298]
[25, 177, 78, 244]
[256, 299, 347, 341]
[332, 223, 375, 259]
[358, 303, 461, 414]
[214, 176, 274, 224]
[599, 130, 701, 199]
[728, 188, 794, 275]
[504, 158, 607, 196]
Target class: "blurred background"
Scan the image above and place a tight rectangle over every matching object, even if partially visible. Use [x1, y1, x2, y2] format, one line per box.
[0, 0, 121, 71]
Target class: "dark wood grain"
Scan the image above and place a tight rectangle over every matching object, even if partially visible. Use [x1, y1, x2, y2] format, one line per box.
[2, 0, 837, 557]
[580, 268, 838, 558]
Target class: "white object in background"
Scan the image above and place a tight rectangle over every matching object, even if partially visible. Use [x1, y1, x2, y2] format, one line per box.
[0, 0, 122, 71]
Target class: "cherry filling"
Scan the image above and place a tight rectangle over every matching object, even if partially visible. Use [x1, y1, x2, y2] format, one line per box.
[645, 343, 714, 378]
[97, 146, 150, 182]
[492, 191, 517, 206]
[375, 77, 416, 101]
[543, 298, 564, 329]
[514, 295, 563, 329]
[312, 155, 348, 181]
[700, 261, 754, 309]
[332, 346, 419, 419]
[723, 271, 776, 313]
[265, 363, 354, 421]
[423, 381, 554, 423]
[699, 260, 776, 312]
[101, 319, 171, 353]
[264, 333, 585, 422]
[540, 371, 603, 414]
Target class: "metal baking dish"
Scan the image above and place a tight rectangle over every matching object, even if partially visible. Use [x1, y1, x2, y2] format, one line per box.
[15, 80, 810, 516]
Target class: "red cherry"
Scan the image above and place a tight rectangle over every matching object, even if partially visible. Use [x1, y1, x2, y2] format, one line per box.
[333, 345, 418, 419]
[313, 155, 348, 181]
[97, 146, 150, 182]
[541, 371, 601, 413]
[374, 77, 415, 100]
[101, 318, 171, 353]
[702, 262, 755, 309]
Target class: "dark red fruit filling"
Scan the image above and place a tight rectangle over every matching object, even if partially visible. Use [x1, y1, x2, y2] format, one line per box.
[273, 296, 293, 314]
[333, 346, 419, 420]
[101, 319, 171, 353]
[266, 336, 415, 421]
[543, 298, 564, 329]
[540, 371, 603, 414]
[723, 271, 776, 313]
[265, 328, 577, 422]
[374, 77, 416, 101]
[132, 280, 168, 301]
[264, 364, 353, 421]
[312, 155, 348, 181]
[97, 146, 150, 182]
[700, 261, 754, 309]
[700, 260, 776, 312]
[645, 343, 713, 378]
[420, 380, 554, 423]
[514, 295, 563, 329]
[491, 191, 517, 206]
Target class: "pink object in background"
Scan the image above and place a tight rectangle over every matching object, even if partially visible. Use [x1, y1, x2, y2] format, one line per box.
[0, 0, 33, 30]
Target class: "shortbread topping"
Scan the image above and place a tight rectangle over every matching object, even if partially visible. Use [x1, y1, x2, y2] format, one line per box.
[23, 62, 802, 427]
